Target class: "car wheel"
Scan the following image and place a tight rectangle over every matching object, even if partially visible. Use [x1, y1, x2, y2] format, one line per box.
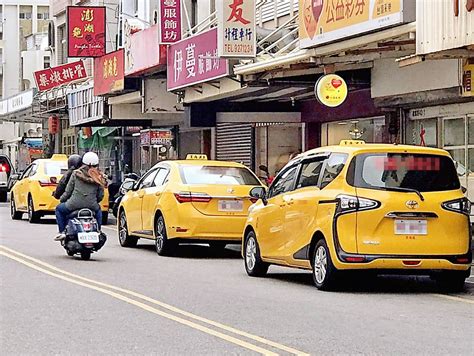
[312, 239, 338, 291]
[10, 195, 22, 220]
[244, 231, 269, 277]
[101, 212, 109, 226]
[118, 211, 138, 247]
[27, 196, 40, 223]
[209, 242, 227, 250]
[80, 251, 91, 261]
[435, 271, 466, 292]
[0, 191, 7, 202]
[155, 215, 176, 256]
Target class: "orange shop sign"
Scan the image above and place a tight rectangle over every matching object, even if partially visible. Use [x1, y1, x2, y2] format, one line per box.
[299, 0, 407, 49]
[93, 49, 125, 96]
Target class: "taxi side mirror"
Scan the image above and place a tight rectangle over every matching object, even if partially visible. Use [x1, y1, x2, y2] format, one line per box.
[250, 186, 267, 206]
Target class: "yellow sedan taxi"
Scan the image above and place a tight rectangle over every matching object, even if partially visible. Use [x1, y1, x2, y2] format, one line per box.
[118, 155, 264, 256]
[10, 154, 109, 223]
[244, 141, 472, 291]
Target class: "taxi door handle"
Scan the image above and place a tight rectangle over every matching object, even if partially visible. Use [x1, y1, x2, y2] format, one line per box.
[155, 191, 161, 197]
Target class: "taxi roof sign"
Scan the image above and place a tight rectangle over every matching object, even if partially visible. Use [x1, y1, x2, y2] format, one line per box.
[51, 154, 68, 160]
[186, 154, 208, 160]
[339, 140, 366, 146]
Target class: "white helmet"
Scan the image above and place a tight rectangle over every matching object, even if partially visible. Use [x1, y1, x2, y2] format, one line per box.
[82, 152, 99, 166]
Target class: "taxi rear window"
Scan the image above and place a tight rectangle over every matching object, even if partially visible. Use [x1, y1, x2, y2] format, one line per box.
[347, 153, 460, 192]
[44, 162, 67, 176]
[180, 165, 260, 185]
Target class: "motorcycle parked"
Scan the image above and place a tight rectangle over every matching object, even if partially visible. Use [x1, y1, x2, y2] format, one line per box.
[111, 174, 139, 218]
[62, 208, 107, 260]
[258, 165, 274, 186]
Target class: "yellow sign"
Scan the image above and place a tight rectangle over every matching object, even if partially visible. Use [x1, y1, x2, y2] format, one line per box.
[315, 74, 348, 107]
[186, 154, 208, 160]
[462, 63, 474, 97]
[300, 0, 402, 49]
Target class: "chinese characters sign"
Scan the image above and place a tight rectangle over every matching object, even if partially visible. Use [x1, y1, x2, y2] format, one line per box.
[93, 49, 124, 96]
[34, 61, 87, 91]
[314, 74, 348, 107]
[167, 28, 229, 91]
[159, 0, 182, 44]
[125, 24, 167, 76]
[67, 6, 106, 57]
[217, 0, 256, 58]
[299, 0, 403, 49]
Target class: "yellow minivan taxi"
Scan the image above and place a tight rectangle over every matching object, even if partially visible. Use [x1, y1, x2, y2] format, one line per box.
[118, 155, 264, 256]
[243, 141, 472, 291]
[10, 154, 109, 224]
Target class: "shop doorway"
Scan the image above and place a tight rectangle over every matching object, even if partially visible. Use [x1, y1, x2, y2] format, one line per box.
[443, 116, 474, 205]
[321, 117, 387, 146]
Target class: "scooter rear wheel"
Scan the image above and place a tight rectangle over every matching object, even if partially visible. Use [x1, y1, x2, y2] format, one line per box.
[67, 250, 75, 257]
[80, 251, 91, 260]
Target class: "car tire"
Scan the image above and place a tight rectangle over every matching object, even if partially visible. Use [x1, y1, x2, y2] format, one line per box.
[80, 251, 91, 261]
[0, 191, 7, 202]
[312, 239, 338, 291]
[244, 231, 269, 277]
[27, 196, 41, 223]
[155, 215, 176, 256]
[118, 211, 138, 248]
[10, 195, 22, 220]
[435, 271, 466, 292]
[101, 212, 109, 226]
[209, 242, 227, 250]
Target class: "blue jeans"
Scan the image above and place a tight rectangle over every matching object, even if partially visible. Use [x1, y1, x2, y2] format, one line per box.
[55, 203, 102, 232]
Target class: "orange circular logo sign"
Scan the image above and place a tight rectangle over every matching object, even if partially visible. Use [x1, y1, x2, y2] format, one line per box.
[315, 74, 348, 108]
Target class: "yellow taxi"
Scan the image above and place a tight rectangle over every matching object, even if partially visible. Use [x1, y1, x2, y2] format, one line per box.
[244, 141, 472, 291]
[10, 154, 109, 223]
[117, 154, 264, 256]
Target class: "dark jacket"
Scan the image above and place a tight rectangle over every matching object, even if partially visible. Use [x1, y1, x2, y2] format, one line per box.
[52, 168, 74, 200]
[60, 166, 105, 212]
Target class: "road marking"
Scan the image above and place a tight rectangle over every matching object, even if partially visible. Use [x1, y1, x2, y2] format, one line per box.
[0, 250, 279, 356]
[0, 245, 309, 355]
[430, 294, 474, 304]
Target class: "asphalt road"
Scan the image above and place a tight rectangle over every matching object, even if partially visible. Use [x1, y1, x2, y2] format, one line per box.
[0, 202, 473, 355]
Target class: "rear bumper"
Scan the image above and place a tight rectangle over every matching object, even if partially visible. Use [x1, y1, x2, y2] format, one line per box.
[166, 207, 247, 241]
[334, 258, 471, 273]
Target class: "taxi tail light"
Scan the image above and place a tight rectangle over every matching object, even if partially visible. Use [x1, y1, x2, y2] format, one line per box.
[345, 256, 366, 263]
[442, 198, 471, 216]
[0, 163, 10, 174]
[38, 178, 57, 187]
[174, 192, 212, 203]
[336, 195, 380, 215]
[455, 257, 470, 264]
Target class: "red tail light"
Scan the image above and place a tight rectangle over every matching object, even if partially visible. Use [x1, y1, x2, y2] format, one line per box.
[0, 163, 10, 173]
[174, 192, 212, 203]
[455, 257, 469, 264]
[403, 260, 421, 266]
[38, 178, 57, 187]
[345, 256, 366, 263]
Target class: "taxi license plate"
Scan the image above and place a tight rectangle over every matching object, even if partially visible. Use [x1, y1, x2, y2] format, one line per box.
[218, 200, 243, 212]
[78, 232, 100, 243]
[394, 220, 427, 235]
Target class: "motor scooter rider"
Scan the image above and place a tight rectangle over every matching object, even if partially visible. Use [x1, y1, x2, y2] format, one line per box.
[54, 152, 107, 241]
[52, 154, 82, 200]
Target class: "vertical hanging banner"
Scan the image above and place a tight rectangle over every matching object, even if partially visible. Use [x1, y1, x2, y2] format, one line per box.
[217, 0, 256, 58]
[67, 6, 106, 57]
[159, 0, 182, 44]
[93, 49, 125, 96]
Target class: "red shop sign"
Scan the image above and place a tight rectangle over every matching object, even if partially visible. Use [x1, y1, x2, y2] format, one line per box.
[34, 60, 87, 92]
[94, 49, 125, 96]
[67, 6, 106, 57]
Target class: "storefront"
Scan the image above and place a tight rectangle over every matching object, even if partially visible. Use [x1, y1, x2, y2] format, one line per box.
[139, 128, 177, 174]
[405, 103, 474, 204]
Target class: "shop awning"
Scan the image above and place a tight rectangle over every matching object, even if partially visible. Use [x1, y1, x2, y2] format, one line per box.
[234, 22, 416, 77]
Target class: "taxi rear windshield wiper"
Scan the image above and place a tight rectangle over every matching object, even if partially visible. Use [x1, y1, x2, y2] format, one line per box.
[381, 186, 425, 201]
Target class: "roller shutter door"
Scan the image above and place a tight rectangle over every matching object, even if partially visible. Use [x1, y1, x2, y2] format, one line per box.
[216, 123, 253, 168]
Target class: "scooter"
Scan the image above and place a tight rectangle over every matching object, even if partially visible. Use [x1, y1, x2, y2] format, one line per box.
[62, 208, 107, 260]
[258, 165, 274, 186]
[111, 174, 139, 218]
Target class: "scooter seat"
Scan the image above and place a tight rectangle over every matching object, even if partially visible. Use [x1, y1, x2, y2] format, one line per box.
[68, 208, 95, 219]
